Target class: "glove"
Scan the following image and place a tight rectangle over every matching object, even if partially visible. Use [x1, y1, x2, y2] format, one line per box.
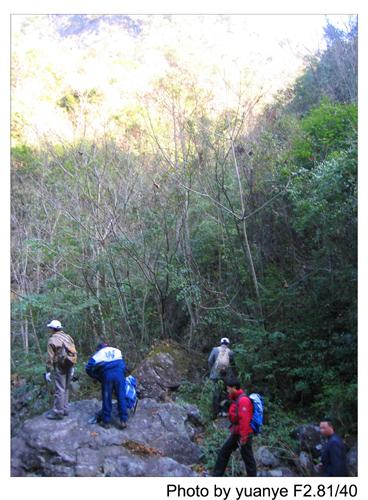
[44, 372, 52, 383]
[240, 437, 248, 446]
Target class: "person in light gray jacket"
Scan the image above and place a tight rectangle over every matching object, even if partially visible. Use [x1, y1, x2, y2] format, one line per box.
[208, 337, 235, 380]
[208, 338, 236, 418]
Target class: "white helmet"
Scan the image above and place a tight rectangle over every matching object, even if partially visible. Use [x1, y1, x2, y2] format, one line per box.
[221, 337, 230, 345]
[47, 319, 62, 330]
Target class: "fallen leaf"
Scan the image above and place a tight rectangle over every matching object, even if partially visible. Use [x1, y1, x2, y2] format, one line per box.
[122, 439, 163, 457]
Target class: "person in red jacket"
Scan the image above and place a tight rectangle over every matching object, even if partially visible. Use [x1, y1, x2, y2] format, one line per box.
[212, 377, 257, 476]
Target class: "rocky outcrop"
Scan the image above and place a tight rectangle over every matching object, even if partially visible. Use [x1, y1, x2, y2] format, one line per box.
[134, 352, 183, 401]
[255, 446, 280, 468]
[291, 424, 323, 458]
[11, 398, 203, 477]
[254, 446, 299, 477]
[11, 377, 48, 436]
[133, 341, 206, 401]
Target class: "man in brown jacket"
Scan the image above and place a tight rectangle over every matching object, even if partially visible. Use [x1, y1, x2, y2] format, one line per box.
[44, 320, 77, 420]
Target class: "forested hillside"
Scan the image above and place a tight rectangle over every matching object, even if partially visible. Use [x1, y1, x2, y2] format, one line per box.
[11, 15, 357, 436]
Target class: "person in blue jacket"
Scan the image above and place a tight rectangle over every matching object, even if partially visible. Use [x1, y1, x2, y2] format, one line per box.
[317, 418, 348, 476]
[85, 342, 128, 429]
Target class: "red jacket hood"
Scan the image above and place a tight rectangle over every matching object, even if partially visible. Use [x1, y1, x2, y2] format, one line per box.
[230, 388, 245, 401]
[228, 389, 253, 439]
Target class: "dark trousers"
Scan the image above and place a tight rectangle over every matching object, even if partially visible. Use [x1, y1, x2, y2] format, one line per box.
[212, 379, 227, 417]
[101, 372, 128, 423]
[213, 434, 257, 477]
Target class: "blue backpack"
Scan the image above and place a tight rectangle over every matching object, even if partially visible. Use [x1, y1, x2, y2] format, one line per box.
[125, 375, 138, 410]
[248, 393, 264, 434]
[236, 393, 264, 434]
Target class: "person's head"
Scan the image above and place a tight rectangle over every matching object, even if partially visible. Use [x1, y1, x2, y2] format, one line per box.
[319, 418, 335, 438]
[96, 341, 108, 351]
[225, 376, 241, 396]
[220, 337, 230, 346]
[47, 319, 62, 332]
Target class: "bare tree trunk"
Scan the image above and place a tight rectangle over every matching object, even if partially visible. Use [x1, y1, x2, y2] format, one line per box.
[182, 190, 199, 347]
[95, 266, 107, 339]
[21, 317, 29, 354]
[158, 295, 166, 338]
[228, 117, 264, 322]
[29, 309, 44, 362]
[140, 287, 149, 345]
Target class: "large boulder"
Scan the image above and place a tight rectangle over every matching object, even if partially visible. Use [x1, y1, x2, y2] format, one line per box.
[133, 341, 206, 401]
[291, 424, 323, 458]
[134, 352, 182, 401]
[11, 398, 203, 477]
[255, 446, 280, 468]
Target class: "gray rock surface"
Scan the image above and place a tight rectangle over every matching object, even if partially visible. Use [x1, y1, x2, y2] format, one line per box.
[258, 467, 297, 477]
[11, 398, 203, 477]
[134, 352, 182, 401]
[292, 424, 323, 458]
[255, 446, 280, 468]
[297, 451, 316, 476]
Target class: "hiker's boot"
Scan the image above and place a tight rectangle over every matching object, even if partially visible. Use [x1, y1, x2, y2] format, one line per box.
[118, 421, 127, 430]
[46, 410, 64, 420]
[98, 421, 111, 429]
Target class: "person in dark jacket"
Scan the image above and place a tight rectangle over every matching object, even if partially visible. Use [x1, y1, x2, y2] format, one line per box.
[86, 342, 128, 430]
[212, 377, 257, 477]
[318, 418, 348, 476]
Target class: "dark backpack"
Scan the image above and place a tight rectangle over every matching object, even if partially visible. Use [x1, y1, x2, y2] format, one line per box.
[236, 393, 264, 435]
[58, 342, 77, 369]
